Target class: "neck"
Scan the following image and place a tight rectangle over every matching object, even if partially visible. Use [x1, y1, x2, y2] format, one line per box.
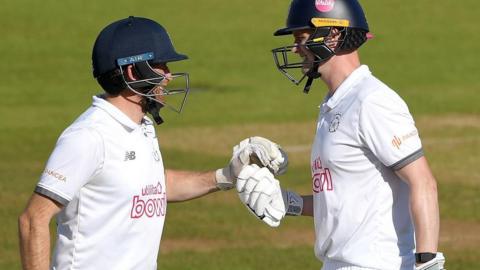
[319, 51, 361, 95]
[105, 91, 145, 124]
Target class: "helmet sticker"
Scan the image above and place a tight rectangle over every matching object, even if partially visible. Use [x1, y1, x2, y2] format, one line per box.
[315, 0, 335, 12]
[117, 52, 155, 66]
[311, 18, 350, 27]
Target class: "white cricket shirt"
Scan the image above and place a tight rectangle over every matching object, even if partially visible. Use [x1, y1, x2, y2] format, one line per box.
[311, 66, 422, 270]
[36, 95, 166, 270]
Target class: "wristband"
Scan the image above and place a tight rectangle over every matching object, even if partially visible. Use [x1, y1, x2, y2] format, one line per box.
[283, 190, 303, 216]
[415, 252, 436, 264]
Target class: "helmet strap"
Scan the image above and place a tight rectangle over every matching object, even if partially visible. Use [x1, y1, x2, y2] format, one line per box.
[145, 98, 164, 125]
[301, 27, 340, 93]
[303, 63, 321, 94]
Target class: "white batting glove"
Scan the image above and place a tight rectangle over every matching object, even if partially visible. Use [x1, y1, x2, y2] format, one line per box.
[236, 164, 285, 227]
[242, 136, 288, 175]
[215, 137, 288, 190]
[236, 165, 303, 227]
[415, 252, 445, 270]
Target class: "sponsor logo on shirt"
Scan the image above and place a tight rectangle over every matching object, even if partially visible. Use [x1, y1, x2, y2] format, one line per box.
[130, 181, 166, 218]
[391, 130, 418, 150]
[311, 157, 333, 192]
[43, 169, 67, 182]
[392, 136, 402, 149]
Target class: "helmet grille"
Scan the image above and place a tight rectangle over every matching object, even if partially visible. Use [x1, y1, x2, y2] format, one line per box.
[340, 28, 368, 51]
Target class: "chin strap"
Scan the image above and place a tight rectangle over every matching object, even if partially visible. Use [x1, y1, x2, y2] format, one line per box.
[303, 64, 321, 94]
[145, 98, 164, 125]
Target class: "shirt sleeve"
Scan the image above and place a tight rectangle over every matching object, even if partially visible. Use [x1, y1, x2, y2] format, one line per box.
[35, 127, 104, 205]
[358, 89, 423, 170]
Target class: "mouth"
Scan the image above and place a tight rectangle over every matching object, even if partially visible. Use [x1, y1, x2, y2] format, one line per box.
[152, 87, 166, 102]
[301, 57, 314, 74]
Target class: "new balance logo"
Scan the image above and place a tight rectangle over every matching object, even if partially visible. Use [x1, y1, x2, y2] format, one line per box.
[125, 151, 136, 161]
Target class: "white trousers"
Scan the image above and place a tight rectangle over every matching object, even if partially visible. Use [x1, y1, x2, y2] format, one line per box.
[321, 261, 378, 270]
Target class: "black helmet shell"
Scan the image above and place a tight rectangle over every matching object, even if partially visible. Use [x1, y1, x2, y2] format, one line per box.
[274, 0, 369, 36]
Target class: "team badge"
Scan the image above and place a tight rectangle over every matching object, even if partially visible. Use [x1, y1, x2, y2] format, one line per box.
[315, 0, 335, 12]
[329, 113, 342, 132]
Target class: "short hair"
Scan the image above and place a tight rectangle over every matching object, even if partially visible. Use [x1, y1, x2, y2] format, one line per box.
[96, 69, 127, 95]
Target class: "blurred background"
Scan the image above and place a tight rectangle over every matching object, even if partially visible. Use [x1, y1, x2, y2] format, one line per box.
[1, 0, 479, 269]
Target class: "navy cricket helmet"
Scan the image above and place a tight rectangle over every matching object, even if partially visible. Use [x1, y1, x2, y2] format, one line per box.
[92, 16, 190, 125]
[92, 16, 187, 78]
[272, 0, 371, 93]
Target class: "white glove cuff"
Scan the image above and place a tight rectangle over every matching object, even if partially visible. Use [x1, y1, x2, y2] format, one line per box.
[415, 252, 445, 270]
[282, 190, 303, 216]
[215, 168, 233, 190]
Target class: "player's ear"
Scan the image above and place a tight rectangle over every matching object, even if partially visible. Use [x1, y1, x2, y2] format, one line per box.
[125, 65, 138, 81]
[325, 28, 342, 50]
[330, 27, 341, 36]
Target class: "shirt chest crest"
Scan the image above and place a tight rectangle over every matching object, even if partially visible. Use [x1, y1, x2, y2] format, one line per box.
[320, 111, 344, 134]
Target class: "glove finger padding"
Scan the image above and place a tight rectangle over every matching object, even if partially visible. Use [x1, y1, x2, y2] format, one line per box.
[274, 148, 288, 175]
[264, 182, 286, 221]
[262, 190, 286, 228]
[239, 166, 273, 213]
[247, 174, 276, 209]
[216, 137, 288, 191]
[236, 164, 286, 227]
[261, 214, 281, 227]
[242, 166, 274, 203]
[236, 164, 260, 194]
[251, 192, 272, 217]
[244, 167, 270, 194]
[233, 137, 288, 174]
[248, 137, 288, 175]
[265, 205, 285, 222]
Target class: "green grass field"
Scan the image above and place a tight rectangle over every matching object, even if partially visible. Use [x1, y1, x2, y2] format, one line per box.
[1, 0, 479, 269]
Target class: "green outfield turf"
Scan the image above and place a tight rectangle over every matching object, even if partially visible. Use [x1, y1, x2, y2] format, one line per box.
[1, 0, 479, 269]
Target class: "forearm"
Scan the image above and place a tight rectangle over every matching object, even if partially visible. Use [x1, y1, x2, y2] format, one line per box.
[396, 157, 440, 253]
[409, 178, 439, 252]
[166, 170, 219, 202]
[18, 215, 51, 270]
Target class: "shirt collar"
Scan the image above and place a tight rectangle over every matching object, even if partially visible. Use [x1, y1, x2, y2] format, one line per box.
[323, 65, 371, 110]
[92, 95, 140, 131]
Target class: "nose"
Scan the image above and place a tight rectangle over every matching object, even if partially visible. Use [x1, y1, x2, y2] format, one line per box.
[163, 73, 173, 83]
[291, 43, 299, 54]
